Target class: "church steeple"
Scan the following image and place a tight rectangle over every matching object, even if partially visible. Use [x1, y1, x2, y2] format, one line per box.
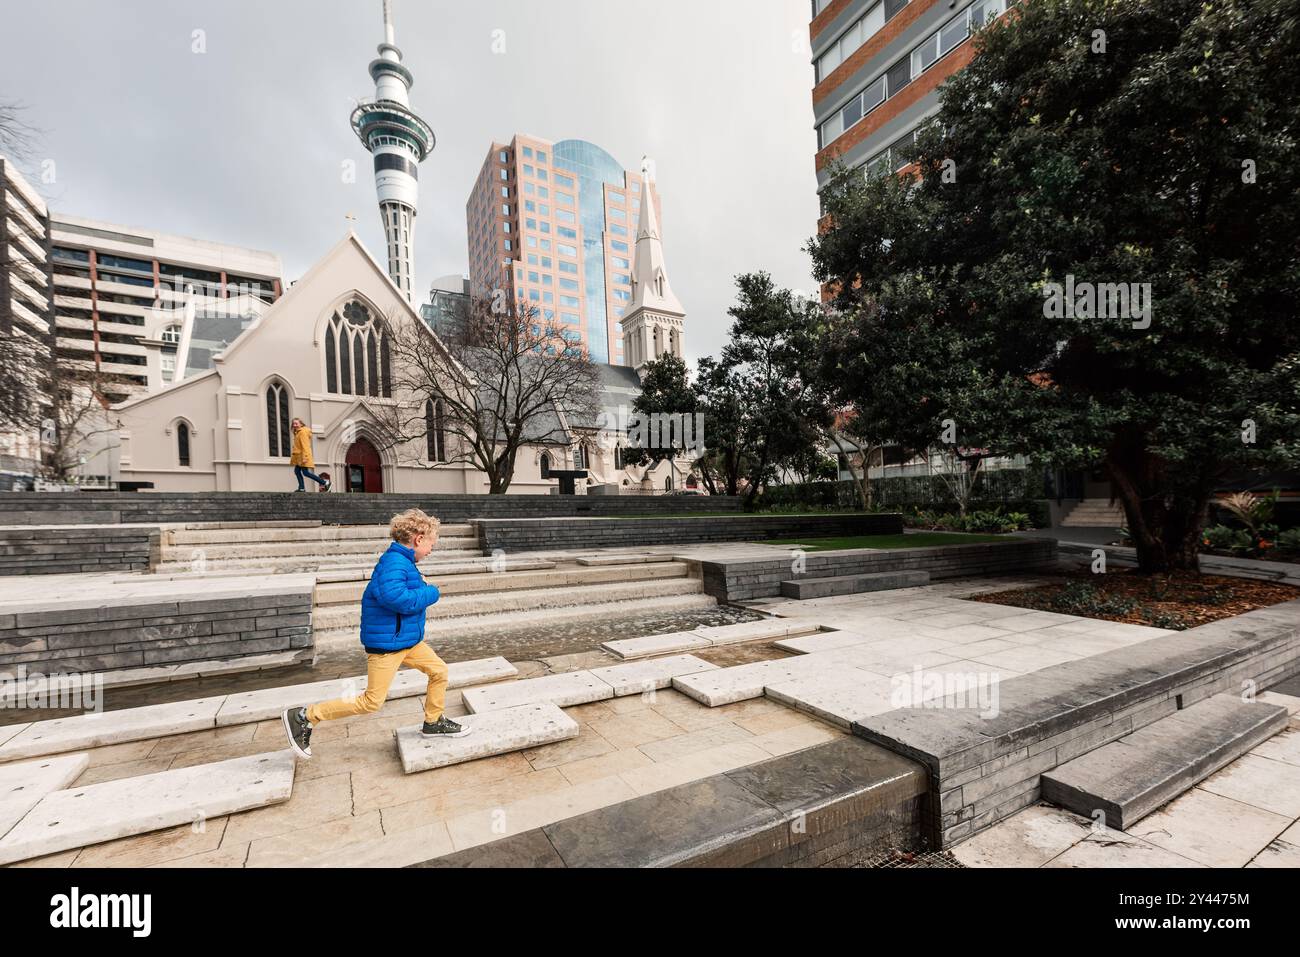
[621, 157, 685, 374]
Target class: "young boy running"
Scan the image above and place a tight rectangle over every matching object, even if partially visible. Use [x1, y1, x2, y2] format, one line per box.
[282, 508, 470, 759]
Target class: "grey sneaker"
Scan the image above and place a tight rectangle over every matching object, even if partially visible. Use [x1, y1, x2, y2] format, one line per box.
[282, 706, 313, 759]
[420, 715, 472, 738]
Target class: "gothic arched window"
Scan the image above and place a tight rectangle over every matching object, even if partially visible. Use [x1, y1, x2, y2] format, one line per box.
[325, 300, 391, 398]
[425, 397, 446, 463]
[266, 381, 291, 457]
[540, 452, 551, 479]
[176, 422, 191, 467]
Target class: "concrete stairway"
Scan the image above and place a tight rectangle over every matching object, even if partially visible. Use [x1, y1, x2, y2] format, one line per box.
[312, 558, 717, 649]
[154, 522, 481, 575]
[1041, 693, 1289, 829]
[313, 558, 694, 605]
[1060, 500, 1126, 528]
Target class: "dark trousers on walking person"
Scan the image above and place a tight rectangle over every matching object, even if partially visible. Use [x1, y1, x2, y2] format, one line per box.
[295, 465, 326, 491]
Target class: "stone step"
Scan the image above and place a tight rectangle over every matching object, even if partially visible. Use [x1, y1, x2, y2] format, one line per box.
[601, 630, 712, 660]
[165, 523, 475, 545]
[0, 656, 517, 761]
[0, 753, 90, 840]
[213, 657, 517, 726]
[0, 697, 226, 763]
[672, 654, 848, 707]
[394, 702, 578, 773]
[0, 725, 30, 749]
[160, 537, 478, 561]
[313, 577, 706, 631]
[312, 560, 690, 605]
[460, 655, 719, 715]
[779, 570, 931, 600]
[764, 669, 918, 728]
[601, 618, 821, 660]
[588, 655, 721, 696]
[313, 593, 720, 650]
[575, 554, 678, 567]
[312, 557, 556, 583]
[462, 671, 615, 714]
[773, 630, 882, 655]
[172, 520, 325, 531]
[154, 548, 483, 574]
[1061, 502, 1125, 528]
[0, 751, 297, 865]
[1041, 693, 1290, 830]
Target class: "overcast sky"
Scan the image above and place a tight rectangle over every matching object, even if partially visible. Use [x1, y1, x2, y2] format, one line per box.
[1, 0, 821, 367]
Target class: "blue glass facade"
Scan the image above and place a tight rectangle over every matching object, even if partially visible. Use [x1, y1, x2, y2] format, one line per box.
[552, 139, 626, 365]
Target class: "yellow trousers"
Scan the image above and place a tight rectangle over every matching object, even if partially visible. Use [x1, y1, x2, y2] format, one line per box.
[306, 641, 449, 725]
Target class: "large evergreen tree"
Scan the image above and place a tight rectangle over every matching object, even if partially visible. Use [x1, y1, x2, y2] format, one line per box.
[810, 0, 1300, 572]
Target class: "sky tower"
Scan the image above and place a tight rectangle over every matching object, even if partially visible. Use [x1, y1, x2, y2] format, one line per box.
[350, 0, 435, 301]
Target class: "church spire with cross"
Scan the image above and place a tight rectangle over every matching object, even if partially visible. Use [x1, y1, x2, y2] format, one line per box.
[620, 156, 685, 374]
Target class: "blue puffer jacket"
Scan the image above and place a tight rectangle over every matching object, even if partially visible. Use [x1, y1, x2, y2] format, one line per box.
[359, 541, 440, 653]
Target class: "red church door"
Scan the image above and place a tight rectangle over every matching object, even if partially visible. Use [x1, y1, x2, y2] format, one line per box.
[344, 438, 384, 493]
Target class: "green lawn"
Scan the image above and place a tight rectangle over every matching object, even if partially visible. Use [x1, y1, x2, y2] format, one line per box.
[764, 532, 1013, 551]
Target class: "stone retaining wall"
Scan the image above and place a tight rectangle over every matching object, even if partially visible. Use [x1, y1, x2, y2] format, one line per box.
[853, 600, 1300, 848]
[0, 491, 741, 527]
[472, 512, 904, 553]
[699, 537, 1058, 602]
[0, 525, 160, 575]
[409, 737, 929, 867]
[0, 589, 314, 675]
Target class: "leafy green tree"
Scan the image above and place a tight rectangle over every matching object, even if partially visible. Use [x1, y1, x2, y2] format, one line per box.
[718, 273, 833, 506]
[626, 353, 697, 471]
[691, 356, 748, 495]
[810, 0, 1300, 572]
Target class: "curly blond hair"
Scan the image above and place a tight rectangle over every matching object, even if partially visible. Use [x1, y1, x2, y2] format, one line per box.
[389, 508, 440, 545]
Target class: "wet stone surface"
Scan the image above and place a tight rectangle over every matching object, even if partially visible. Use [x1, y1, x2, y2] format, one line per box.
[12, 604, 766, 720]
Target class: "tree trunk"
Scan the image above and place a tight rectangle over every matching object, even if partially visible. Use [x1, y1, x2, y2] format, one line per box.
[744, 451, 769, 508]
[1106, 455, 1209, 574]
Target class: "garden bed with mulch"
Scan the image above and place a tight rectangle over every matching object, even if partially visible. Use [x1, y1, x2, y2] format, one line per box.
[971, 570, 1300, 631]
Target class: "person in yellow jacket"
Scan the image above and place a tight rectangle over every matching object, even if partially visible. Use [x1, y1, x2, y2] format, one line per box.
[289, 418, 330, 492]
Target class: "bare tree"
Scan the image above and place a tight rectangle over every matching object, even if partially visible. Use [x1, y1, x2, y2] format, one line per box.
[0, 101, 38, 162]
[0, 101, 53, 468]
[927, 445, 988, 519]
[0, 323, 43, 439]
[39, 368, 118, 483]
[372, 294, 601, 494]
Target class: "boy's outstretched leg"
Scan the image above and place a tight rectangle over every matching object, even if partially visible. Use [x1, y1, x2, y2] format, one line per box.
[405, 641, 472, 738]
[282, 650, 406, 758]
